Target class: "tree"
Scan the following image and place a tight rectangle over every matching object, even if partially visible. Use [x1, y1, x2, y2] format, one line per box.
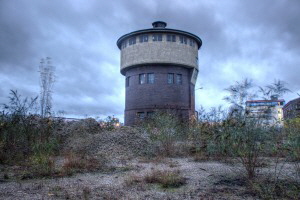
[266, 79, 291, 99]
[223, 78, 256, 116]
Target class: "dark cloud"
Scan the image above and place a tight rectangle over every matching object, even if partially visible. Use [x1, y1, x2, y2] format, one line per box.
[0, 0, 299, 120]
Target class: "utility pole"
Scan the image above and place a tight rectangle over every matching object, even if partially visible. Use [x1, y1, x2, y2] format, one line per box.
[39, 57, 55, 117]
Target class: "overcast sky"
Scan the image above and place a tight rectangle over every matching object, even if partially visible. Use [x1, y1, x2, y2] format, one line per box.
[1, 0, 299, 121]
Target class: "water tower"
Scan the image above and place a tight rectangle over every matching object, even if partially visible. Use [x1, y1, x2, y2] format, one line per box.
[117, 21, 202, 125]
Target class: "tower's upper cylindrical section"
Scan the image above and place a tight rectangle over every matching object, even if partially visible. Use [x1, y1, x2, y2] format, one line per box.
[117, 21, 202, 75]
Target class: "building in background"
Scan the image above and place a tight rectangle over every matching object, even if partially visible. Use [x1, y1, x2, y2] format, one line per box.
[117, 21, 202, 125]
[283, 97, 300, 120]
[246, 96, 285, 125]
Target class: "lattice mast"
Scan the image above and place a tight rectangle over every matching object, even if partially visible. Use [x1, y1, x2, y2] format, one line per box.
[39, 57, 55, 117]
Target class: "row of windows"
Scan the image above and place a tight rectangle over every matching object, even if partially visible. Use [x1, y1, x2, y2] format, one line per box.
[121, 34, 196, 49]
[139, 73, 155, 84]
[168, 73, 182, 84]
[246, 102, 284, 107]
[137, 111, 154, 119]
[126, 73, 183, 87]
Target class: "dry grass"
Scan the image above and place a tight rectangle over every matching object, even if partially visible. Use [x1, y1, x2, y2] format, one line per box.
[125, 169, 186, 189]
[61, 152, 105, 175]
[193, 152, 210, 162]
[124, 173, 144, 186]
[250, 178, 300, 199]
[144, 169, 187, 188]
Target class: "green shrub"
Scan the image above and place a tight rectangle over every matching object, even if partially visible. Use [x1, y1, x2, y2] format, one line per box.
[0, 90, 61, 165]
[284, 118, 300, 178]
[139, 111, 183, 156]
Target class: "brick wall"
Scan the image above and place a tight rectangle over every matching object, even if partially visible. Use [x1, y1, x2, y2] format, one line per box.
[124, 65, 195, 125]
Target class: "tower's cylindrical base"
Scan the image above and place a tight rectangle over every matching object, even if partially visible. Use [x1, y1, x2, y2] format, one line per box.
[124, 65, 195, 126]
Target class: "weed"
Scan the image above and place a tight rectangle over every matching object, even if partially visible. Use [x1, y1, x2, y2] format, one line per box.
[124, 173, 143, 186]
[82, 186, 91, 200]
[144, 169, 186, 188]
[30, 154, 55, 177]
[251, 178, 300, 199]
[61, 152, 105, 175]
[139, 111, 183, 157]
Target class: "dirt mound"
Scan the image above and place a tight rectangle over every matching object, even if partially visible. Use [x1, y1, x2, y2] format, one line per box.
[63, 127, 153, 162]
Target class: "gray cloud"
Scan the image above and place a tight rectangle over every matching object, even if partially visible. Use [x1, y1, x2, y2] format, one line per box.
[1, 0, 299, 120]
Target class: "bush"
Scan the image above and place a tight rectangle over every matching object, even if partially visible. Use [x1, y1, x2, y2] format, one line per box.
[284, 118, 300, 178]
[139, 111, 183, 156]
[61, 152, 106, 175]
[126, 169, 186, 189]
[251, 178, 300, 199]
[0, 90, 61, 165]
[144, 169, 186, 188]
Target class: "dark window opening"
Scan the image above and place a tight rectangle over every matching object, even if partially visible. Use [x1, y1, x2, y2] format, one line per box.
[139, 74, 146, 84]
[180, 36, 187, 44]
[147, 73, 155, 84]
[189, 39, 195, 47]
[122, 40, 127, 49]
[167, 34, 176, 42]
[153, 34, 163, 41]
[176, 74, 182, 84]
[139, 35, 148, 43]
[129, 37, 136, 45]
[147, 111, 154, 118]
[126, 76, 130, 87]
[168, 73, 174, 84]
[172, 35, 176, 42]
[137, 112, 145, 119]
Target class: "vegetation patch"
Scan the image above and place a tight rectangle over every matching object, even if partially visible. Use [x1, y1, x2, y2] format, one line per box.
[250, 178, 300, 200]
[144, 169, 187, 188]
[61, 152, 106, 176]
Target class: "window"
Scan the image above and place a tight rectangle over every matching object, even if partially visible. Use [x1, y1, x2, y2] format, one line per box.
[139, 35, 148, 43]
[168, 73, 174, 84]
[172, 35, 176, 42]
[129, 37, 136, 45]
[121, 40, 127, 49]
[147, 73, 155, 84]
[139, 73, 146, 84]
[137, 112, 145, 119]
[147, 111, 154, 118]
[126, 76, 130, 87]
[167, 34, 176, 42]
[176, 74, 182, 84]
[152, 34, 162, 41]
[180, 36, 187, 44]
[189, 39, 195, 47]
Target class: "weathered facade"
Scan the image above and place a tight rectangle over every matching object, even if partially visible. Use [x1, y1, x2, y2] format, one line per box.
[283, 97, 300, 120]
[117, 21, 202, 125]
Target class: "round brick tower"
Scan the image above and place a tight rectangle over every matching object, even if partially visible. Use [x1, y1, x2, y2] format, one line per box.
[117, 21, 202, 125]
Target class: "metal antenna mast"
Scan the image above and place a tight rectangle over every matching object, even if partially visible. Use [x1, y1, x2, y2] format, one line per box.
[39, 57, 55, 117]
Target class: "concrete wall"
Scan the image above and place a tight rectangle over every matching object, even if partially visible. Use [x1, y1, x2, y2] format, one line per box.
[120, 34, 198, 74]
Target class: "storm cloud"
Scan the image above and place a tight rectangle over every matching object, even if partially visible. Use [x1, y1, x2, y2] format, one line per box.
[1, 0, 299, 120]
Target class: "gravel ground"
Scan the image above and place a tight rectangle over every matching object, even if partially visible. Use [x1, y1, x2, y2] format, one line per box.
[0, 157, 298, 199]
[62, 126, 153, 163]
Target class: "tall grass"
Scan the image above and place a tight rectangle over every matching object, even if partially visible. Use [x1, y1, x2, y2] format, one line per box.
[0, 90, 61, 170]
